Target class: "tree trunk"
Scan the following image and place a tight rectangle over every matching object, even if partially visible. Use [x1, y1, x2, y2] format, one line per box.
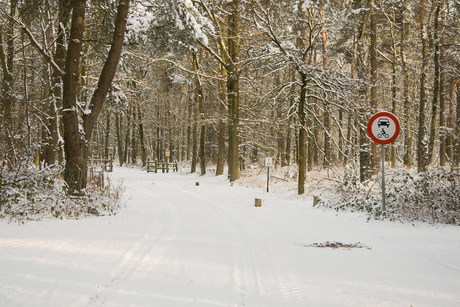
[0, 1, 16, 165]
[226, 0, 241, 182]
[39, 0, 71, 166]
[320, 2, 331, 168]
[273, 71, 286, 167]
[389, 12, 398, 168]
[104, 111, 110, 160]
[307, 107, 314, 172]
[62, 0, 87, 195]
[298, 74, 307, 195]
[454, 82, 460, 168]
[124, 110, 130, 165]
[355, 0, 372, 182]
[286, 70, 297, 167]
[82, 1, 130, 138]
[417, 0, 429, 172]
[186, 90, 192, 162]
[63, 0, 130, 194]
[438, 0, 446, 167]
[427, 0, 441, 165]
[51, 0, 72, 165]
[40, 0, 55, 166]
[130, 106, 137, 164]
[323, 105, 331, 168]
[1, 1, 16, 130]
[369, 0, 378, 171]
[138, 106, 147, 167]
[200, 124, 206, 175]
[216, 63, 227, 175]
[115, 112, 124, 166]
[191, 111, 197, 173]
[400, 3, 412, 168]
[192, 50, 206, 175]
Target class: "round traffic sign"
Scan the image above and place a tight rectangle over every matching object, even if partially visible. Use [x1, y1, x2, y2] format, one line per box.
[367, 111, 400, 145]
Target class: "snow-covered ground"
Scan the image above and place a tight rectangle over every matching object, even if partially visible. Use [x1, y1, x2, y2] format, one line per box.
[1, 166, 459, 307]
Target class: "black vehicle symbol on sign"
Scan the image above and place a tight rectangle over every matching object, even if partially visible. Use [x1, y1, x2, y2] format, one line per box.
[378, 118, 390, 128]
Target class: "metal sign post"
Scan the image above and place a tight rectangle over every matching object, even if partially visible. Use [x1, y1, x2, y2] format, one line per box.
[367, 112, 400, 215]
[381, 144, 386, 213]
[264, 157, 273, 192]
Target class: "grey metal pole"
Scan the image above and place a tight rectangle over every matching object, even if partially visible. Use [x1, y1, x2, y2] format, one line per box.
[267, 167, 270, 193]
[381, 144, 386, 215]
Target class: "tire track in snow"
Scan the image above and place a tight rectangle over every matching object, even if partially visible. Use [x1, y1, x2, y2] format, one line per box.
[179, 182, 308, 306]
[91, 171, 307, 306]
[87, 179, 186, 306]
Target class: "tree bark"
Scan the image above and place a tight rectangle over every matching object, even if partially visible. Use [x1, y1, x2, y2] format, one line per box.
[115, 112, 124, 166]
[138, 105, 147, 167]
[320, 2, 331, 168]
[104, 111, 111, 160]
[389, 11, 398, 168]
[123, 109, 130, 165]
[438, 0, 446, 167]
[0, 1, 17, 165]
[130, 105, 137, 164]
[454, 82, 460, 168]
[355, 1, 372, 182]
[82, 1, 130, 138]
[216, 66, 227, 175]
[298, 74, 307, 195]
[369, 0, 378, 171]
[192, 50, 206, 175]
[191, 110, 197, 173]
[62, 0, 87, 195]
[41, 0, 71, 166]
[400, 2, 412, 168]
[200, 124, 206, 175]
[427, 0, 441, 165]
[227, 0, 240, 182]
[417, 0, 429, 172]
[63, 0, 130, 194]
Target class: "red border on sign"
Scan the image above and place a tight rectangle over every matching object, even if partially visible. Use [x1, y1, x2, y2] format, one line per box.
[367, 111, 400, 145]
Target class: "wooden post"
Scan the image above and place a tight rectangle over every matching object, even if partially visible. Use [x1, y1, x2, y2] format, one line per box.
[255, 198, 262, 207]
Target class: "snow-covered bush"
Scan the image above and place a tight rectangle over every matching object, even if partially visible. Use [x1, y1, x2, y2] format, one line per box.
[320, 167, 460, 225]
[0, 162, 124, 223]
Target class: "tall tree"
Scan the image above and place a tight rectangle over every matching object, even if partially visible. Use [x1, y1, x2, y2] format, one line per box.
[417, 0, 429, 172]
[400, 1, 412, 168]
[226, 0, 241, 182]
[455, 81, 460, 167]
[427, 0, 442, 165]
[0, 0, 17, 165]
[63, 0, 130, 194]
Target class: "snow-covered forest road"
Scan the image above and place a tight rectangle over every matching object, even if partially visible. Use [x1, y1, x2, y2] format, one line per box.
[1, 167, 460, 306]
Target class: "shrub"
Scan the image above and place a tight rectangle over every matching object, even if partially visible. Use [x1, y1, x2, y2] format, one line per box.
[320, 167, 460, 225]
[0, 162, 124, 223]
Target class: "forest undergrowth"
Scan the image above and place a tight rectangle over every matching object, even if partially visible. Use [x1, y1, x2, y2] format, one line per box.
[2, 161, 459, 226]
[238, 163, 460, 226]
[0, 161, 124, 223]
